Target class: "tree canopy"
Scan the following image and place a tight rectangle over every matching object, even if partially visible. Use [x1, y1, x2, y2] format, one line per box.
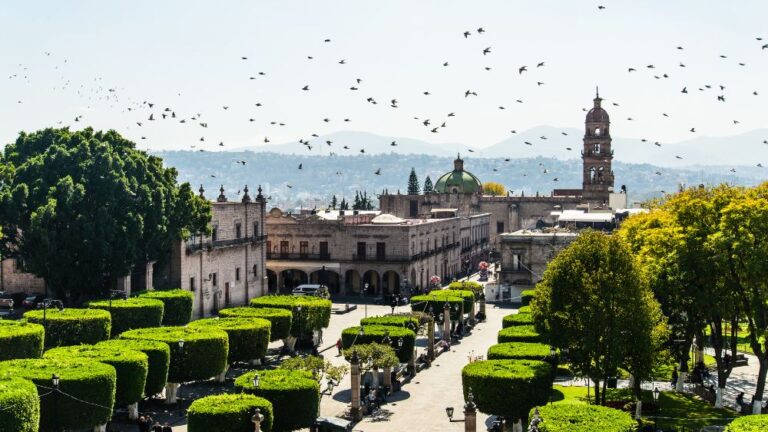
[0, 127, 211, 303]
[407, 168, 420, 195]
[483, 182, 506, 196]
[423, 176, 433, 194]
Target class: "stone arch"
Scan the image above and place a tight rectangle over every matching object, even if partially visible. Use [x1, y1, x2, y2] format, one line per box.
[382, 271, 400, 298]
[310, 268, 341, 294]
[280, 269, 307, 293]
[345, 269, 361, 295]
[362, 270, 380, 297]
[266, 269, 278, 293]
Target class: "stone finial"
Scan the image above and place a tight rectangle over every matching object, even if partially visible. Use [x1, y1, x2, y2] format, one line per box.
[242, 185, 252, 203]
[256, 185, 264, 200]
[199, 184, 205, 198]
[217, 185, 227, 202]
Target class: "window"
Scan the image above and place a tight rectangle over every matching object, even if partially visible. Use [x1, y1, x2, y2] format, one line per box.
[190, 277, 196, 292]
[376, 242, 386, 260]
[211, 226, 218, 242]
[266, 241, 271, 255]
[497, 221, 505, 234]
[300, 241, 308, 258]
[513, 254, 522, 271]
[589, 167, 596, 183]
[253, 223, 259, 238]
[252, 264, 258, 276]
[280, 241, 289, 258]
[235, 267, 241, 281]
[211, 272, 217, 287]
[319, 241, 329, 259]
[235, 223, 242, 239]
[224, 282, 230, 307]
[409, 200, 418, 218]
[595, 127, 601, 136]
[594, 143, 601, 153]
[357, 242, 366, 259]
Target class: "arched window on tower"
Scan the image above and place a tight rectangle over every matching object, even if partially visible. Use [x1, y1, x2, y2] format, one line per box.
[598, 166, 605, 184]
[595, 127, 601, 136]
[589, 167, 596, 183]
[594, 143, 601, 153]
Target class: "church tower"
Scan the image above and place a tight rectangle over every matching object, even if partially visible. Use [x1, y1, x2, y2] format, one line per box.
[581, 89, 614, 204]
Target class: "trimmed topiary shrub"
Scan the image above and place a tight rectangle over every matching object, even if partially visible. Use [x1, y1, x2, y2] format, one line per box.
[341, 325, 416, 363]
[0, 358, 116, 431]
[44, 344, 148, 406]
[725, 415, 768, 432]
[360, 315, 419, 331]
[0, 320, 44, 361]
[502, 312, 534, 328]
[437, 289, 475, 314]
[219, 307, 292, 341]
[521, 289, 536, 306]
[188, 393, 274, 432]
[87, 297, 164, 336]
[498, 325, 542, 343]
[136, 289, 194, 325]
[235, 369, 319, 432]
[189, 317, 270, 363]
[448, 280, 484, 296]
[23, 308, 111, 348]
[487, 342, 553, 361]
[532, 403, 636, 432]
[462, 359, 552, 425]
[120, 326, 228, 383]
[97, 339, 170, 396]
[250, 296, 331, 338]
[518, 305, 532, 314]
[0, 377, 39, 432]
[410, 294, 463, 322]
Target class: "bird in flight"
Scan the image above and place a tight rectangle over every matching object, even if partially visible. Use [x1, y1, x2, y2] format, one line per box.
[518, 66, 528, 74]
[483, 47, 491, 55]
[302, 85, 309, 91]
[375, 168, 381, 175]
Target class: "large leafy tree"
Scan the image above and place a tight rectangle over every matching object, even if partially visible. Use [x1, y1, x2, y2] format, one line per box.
[483, 182, 506, 196]
[0, 128, 211, 304]
[531, 230, 666, 405]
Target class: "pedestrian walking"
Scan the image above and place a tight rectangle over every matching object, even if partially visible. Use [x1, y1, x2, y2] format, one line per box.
[162, 422, 173, 432]
[137, 415, 149, 432]
[336, 338, 343, 356]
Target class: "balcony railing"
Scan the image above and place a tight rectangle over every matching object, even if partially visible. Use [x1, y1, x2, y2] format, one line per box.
[186, 235, 267, 254]
[267, 252, 331, 261]
[352, 254, 411, 263]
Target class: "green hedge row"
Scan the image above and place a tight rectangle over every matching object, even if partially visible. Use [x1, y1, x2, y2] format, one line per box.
[189, 317, 271, 363]
[44, 344, 148, 406]
[532, 403, 636, 432]
[502, 313, 534, 328]
[235, 369, 319, 432]
[219, 307, 292, 341]
[0, 377, 39, 432]
[121, 326, 228, 383]
[0, 358, 116, 431]
[188, 393, 274, 432]
[487, 342, 553, 361]
[521, 289, 536, 306]
[250, 296, 331, 338]
[87, 297, 164, 336]
[0, 320, 44, 361]
[448, 280, 484, 296]
[360, 315, 419, 331]
[498, 325, 542, 343]
[341, 325, 416, 363]
[518, 305, 532, 314]
[97, 339, 170, 396]
[136, 289, 194, 325]
[24, 308, 111, 349]
[436, 289, 475, 313]
[725, 415, 768, 432]
[462, 359, 552, 423]
[410, 295, 463, 322]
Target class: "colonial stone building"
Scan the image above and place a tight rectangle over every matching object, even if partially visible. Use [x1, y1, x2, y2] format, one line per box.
[498, 229, 578, 287]
[265, 209, 490, 297]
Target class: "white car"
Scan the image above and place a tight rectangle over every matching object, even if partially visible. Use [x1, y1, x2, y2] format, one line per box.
[292, 284, 330, 298]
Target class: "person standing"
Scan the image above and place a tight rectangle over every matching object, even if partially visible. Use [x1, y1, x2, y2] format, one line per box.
[336, 338, 343, 356]
[161, 422, 172, 432]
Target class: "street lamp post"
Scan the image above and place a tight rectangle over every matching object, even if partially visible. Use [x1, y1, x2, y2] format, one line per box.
[178, 339, 185, 416]
[652, 386, 660, 431]
[364, 283, 369, 318]
[52, 374, 60, 432]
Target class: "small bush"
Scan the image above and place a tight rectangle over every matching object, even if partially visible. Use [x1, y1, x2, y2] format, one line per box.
[188, 393, 274, 432]
[438, 289, 475, 313]
[0, 320, 44, 361]
[87, 297, 164, 336]
[120, 326, 228, 383]
[502, 313, 534, 328]
[44, 344, 148, 406]
[250, 296, 331, 338]
[0, 358, 116, 431]
[136, 289, 194, 325]
[532, 403, 636, 432]
[342, 343, 399, 369]
[341, 325, 416, 363]
[23, 308, 111, 348]
[97, 339, 170, 396]
[518, 305, 532, 314]
[448, 280, 484, 296]
[219, 307, 292, 341]
[360, 315, 419, 331]
[521, 289, 536, 306]
[235, 369, 319, 432]
[189, 317, 271, 363]
[389, 311, 431, 326]
[410, 294, 463, 322]
[487, 342, 553, 361]
[498, 325, 541, 343]
[0, 377, 39, 432]
[462, 359, 552, 424]
[725, 415, 768, 432]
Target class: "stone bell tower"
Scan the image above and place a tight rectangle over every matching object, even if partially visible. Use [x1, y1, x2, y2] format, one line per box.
[582, 88, 614, 204]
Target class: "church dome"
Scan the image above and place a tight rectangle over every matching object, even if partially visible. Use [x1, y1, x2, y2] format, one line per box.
[586, 91, 610, 123]
[433, 155, 483, 194]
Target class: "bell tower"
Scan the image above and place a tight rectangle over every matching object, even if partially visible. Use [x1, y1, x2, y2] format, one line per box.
[581, 88, 614, 204]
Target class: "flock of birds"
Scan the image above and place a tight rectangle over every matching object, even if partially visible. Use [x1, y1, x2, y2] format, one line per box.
[5, 6, 768, 199]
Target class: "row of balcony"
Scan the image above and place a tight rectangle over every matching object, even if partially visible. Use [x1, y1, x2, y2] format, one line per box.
[265, 242, 462, 263]
[186, 235, 267, 254]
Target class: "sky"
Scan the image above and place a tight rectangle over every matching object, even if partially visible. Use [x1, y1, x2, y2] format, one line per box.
[1, 1, 766, 159]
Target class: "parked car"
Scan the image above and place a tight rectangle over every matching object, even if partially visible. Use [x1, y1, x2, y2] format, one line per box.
[292, 284, 330, 298]
[22, 295, 45, 309]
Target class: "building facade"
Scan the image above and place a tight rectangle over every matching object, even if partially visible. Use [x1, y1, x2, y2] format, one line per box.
[498, 229, 578, 288]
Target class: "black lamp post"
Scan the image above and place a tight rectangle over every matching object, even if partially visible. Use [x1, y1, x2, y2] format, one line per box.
[253, 372, 260, 389]
[178, 339, 185, 416]
[652, 386, 660, 431]
[52, 374, 60, 432]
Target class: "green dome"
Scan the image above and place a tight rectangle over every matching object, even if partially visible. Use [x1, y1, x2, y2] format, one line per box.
[433, 156, 483, 194]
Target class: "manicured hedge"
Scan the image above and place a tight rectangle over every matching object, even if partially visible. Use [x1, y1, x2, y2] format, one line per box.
[437, 289, 475, 313]
[0, 358, 116, 431]
[487, 342, 553, 361]
[236, 369, 319, 432]
[410, 294, 463, 322]
[136, 289, 194, 325]
[97, 339, 170, 396]
[0, 320, 44, 361]
[24, 308, 111, 348]
[87, 297, 164, 336]
[250, 296, 331, 338]
[188, 393, 274, 432]
[725, 415, 768, 432]
[219, 307, 292, 341]
[521, 289, 536, 306]
[502, 312, 534, 328]
[360, 315, 419, 331]
[121, 326, 228, 383]
[448, 280, 484, 296]
[189, 317, 271, 363]
[462, 359, 552, 424]
[0, 377, 39, 432]
[518, 305, 532, 314]
[532, 403, 636, 432]
[341, 325, 416, 363]
[44, 344, 148, 406]
[498, 325, 542, 343]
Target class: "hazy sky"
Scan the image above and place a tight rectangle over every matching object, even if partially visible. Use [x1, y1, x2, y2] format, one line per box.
[1, 1, 766, 156]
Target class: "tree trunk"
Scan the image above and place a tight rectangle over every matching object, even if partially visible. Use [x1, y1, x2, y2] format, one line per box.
[593, 379, 601, 405]
[753, 355, 767, 413]
[633, 376, 643, 420]
[601, 377, 607, 405]
[715, 387, 724, 409]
